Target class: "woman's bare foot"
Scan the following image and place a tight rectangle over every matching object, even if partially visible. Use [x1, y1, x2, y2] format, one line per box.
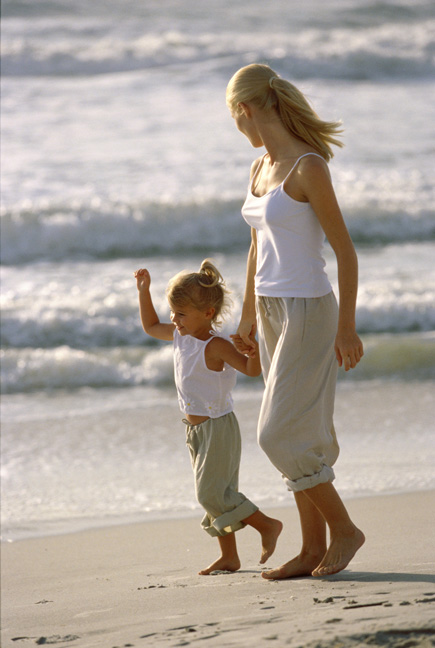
[261, 549, 324, 580]
[259, 518, 283, 564]
[198, 555, 241, 576]
[312, 527, 365, 577]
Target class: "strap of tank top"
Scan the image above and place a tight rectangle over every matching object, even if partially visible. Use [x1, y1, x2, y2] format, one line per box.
[249, 154, 268, 189]
[282, 152, 326, 183]
[203, 330, 218, 348]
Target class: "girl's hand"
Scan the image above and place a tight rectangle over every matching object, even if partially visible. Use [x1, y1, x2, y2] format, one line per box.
[335, 329, 364, 371]
[230, 333, 257, 358]
[233, 318, 257, 355]
[134, 268, 151, 292]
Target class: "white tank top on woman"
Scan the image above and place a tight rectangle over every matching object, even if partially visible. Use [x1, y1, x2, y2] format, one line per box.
[241, 153, 332, 298]
[173, 328, 237, 418]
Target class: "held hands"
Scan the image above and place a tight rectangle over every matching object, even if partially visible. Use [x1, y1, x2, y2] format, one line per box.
[134, 268, 151, 292]
[335, 328, 364, 371]
[230, 319, 258, 358]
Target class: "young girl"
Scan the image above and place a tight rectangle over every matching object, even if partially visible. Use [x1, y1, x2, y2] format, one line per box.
[226, 63, 365, 579]
[134, 259, 282, 576]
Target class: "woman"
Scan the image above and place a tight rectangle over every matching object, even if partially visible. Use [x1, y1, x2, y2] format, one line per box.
[227, 63, 365, 579]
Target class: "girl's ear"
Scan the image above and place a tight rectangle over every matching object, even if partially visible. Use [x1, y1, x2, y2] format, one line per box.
[205, 307, 216, 321]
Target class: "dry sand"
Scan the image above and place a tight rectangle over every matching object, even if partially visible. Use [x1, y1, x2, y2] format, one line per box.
[1, 490, 435, 648]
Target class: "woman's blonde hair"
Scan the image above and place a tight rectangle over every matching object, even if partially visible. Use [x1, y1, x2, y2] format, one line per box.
[166, 259, 231, 327]
[226, 63, 343, 161]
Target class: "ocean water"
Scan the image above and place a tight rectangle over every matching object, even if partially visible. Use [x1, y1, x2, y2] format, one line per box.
[1, 0, 435, 541]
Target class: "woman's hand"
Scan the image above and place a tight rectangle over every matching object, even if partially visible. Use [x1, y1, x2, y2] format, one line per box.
[230, 334, 258, 358]
[335, 328, 364, 371]
[231, 318, 257, 357]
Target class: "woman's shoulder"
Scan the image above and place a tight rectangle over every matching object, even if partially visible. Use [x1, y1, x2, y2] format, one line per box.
[297, 151, 329, 168]
[283, 152, 332, 201]
[296, 152, 331, 181]
[249, 154, 265, 179]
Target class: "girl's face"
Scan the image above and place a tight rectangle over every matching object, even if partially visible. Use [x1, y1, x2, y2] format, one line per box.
[170, 303, 215, 340]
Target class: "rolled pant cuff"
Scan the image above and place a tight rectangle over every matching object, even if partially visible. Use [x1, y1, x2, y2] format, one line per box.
[212, 499, 259, 536]
[284, 465, 335, 493]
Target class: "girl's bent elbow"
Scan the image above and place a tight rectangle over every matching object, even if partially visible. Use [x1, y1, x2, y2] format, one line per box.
[143, 323, 161, 338]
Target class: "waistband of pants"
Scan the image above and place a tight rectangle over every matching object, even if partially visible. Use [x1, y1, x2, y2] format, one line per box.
[182, 412, 234, 428]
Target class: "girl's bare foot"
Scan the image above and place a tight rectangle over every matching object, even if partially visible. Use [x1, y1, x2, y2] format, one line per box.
[261, 549, 325, 580]
[198, 555, 241, 576]
[259, 518, 283, 564]
[242, 511, 283, 564]
[312, 527, 365, 577]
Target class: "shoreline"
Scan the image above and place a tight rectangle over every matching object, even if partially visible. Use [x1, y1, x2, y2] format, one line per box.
[3, 379, 435, 546]
[1, 486, 434, 545]
[2, 490, 435, 648]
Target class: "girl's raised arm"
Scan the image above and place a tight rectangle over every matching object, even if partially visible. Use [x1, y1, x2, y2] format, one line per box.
[135, 269, 175, 341]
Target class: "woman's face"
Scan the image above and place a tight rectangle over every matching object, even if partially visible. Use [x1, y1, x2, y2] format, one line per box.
[232, 106, 263, 148]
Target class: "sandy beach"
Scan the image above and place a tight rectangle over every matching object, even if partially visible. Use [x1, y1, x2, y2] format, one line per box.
[1, 490, 434, 648]
[2, 1, 435, 646]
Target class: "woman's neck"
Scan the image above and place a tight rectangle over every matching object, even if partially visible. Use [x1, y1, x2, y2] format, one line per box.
[261, 127, 311, 166]
[249, 104, 313, 165]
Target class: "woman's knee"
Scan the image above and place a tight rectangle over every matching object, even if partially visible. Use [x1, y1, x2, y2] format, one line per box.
[258, 420, 279, 457]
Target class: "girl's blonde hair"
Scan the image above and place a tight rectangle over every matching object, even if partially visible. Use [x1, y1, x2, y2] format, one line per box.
[226, 63, 343, 161]
[166, 259, 231, 327]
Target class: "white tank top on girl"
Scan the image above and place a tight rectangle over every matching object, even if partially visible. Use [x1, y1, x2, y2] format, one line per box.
[173, 329, 237, 418]
[241, 153, 332, 298]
